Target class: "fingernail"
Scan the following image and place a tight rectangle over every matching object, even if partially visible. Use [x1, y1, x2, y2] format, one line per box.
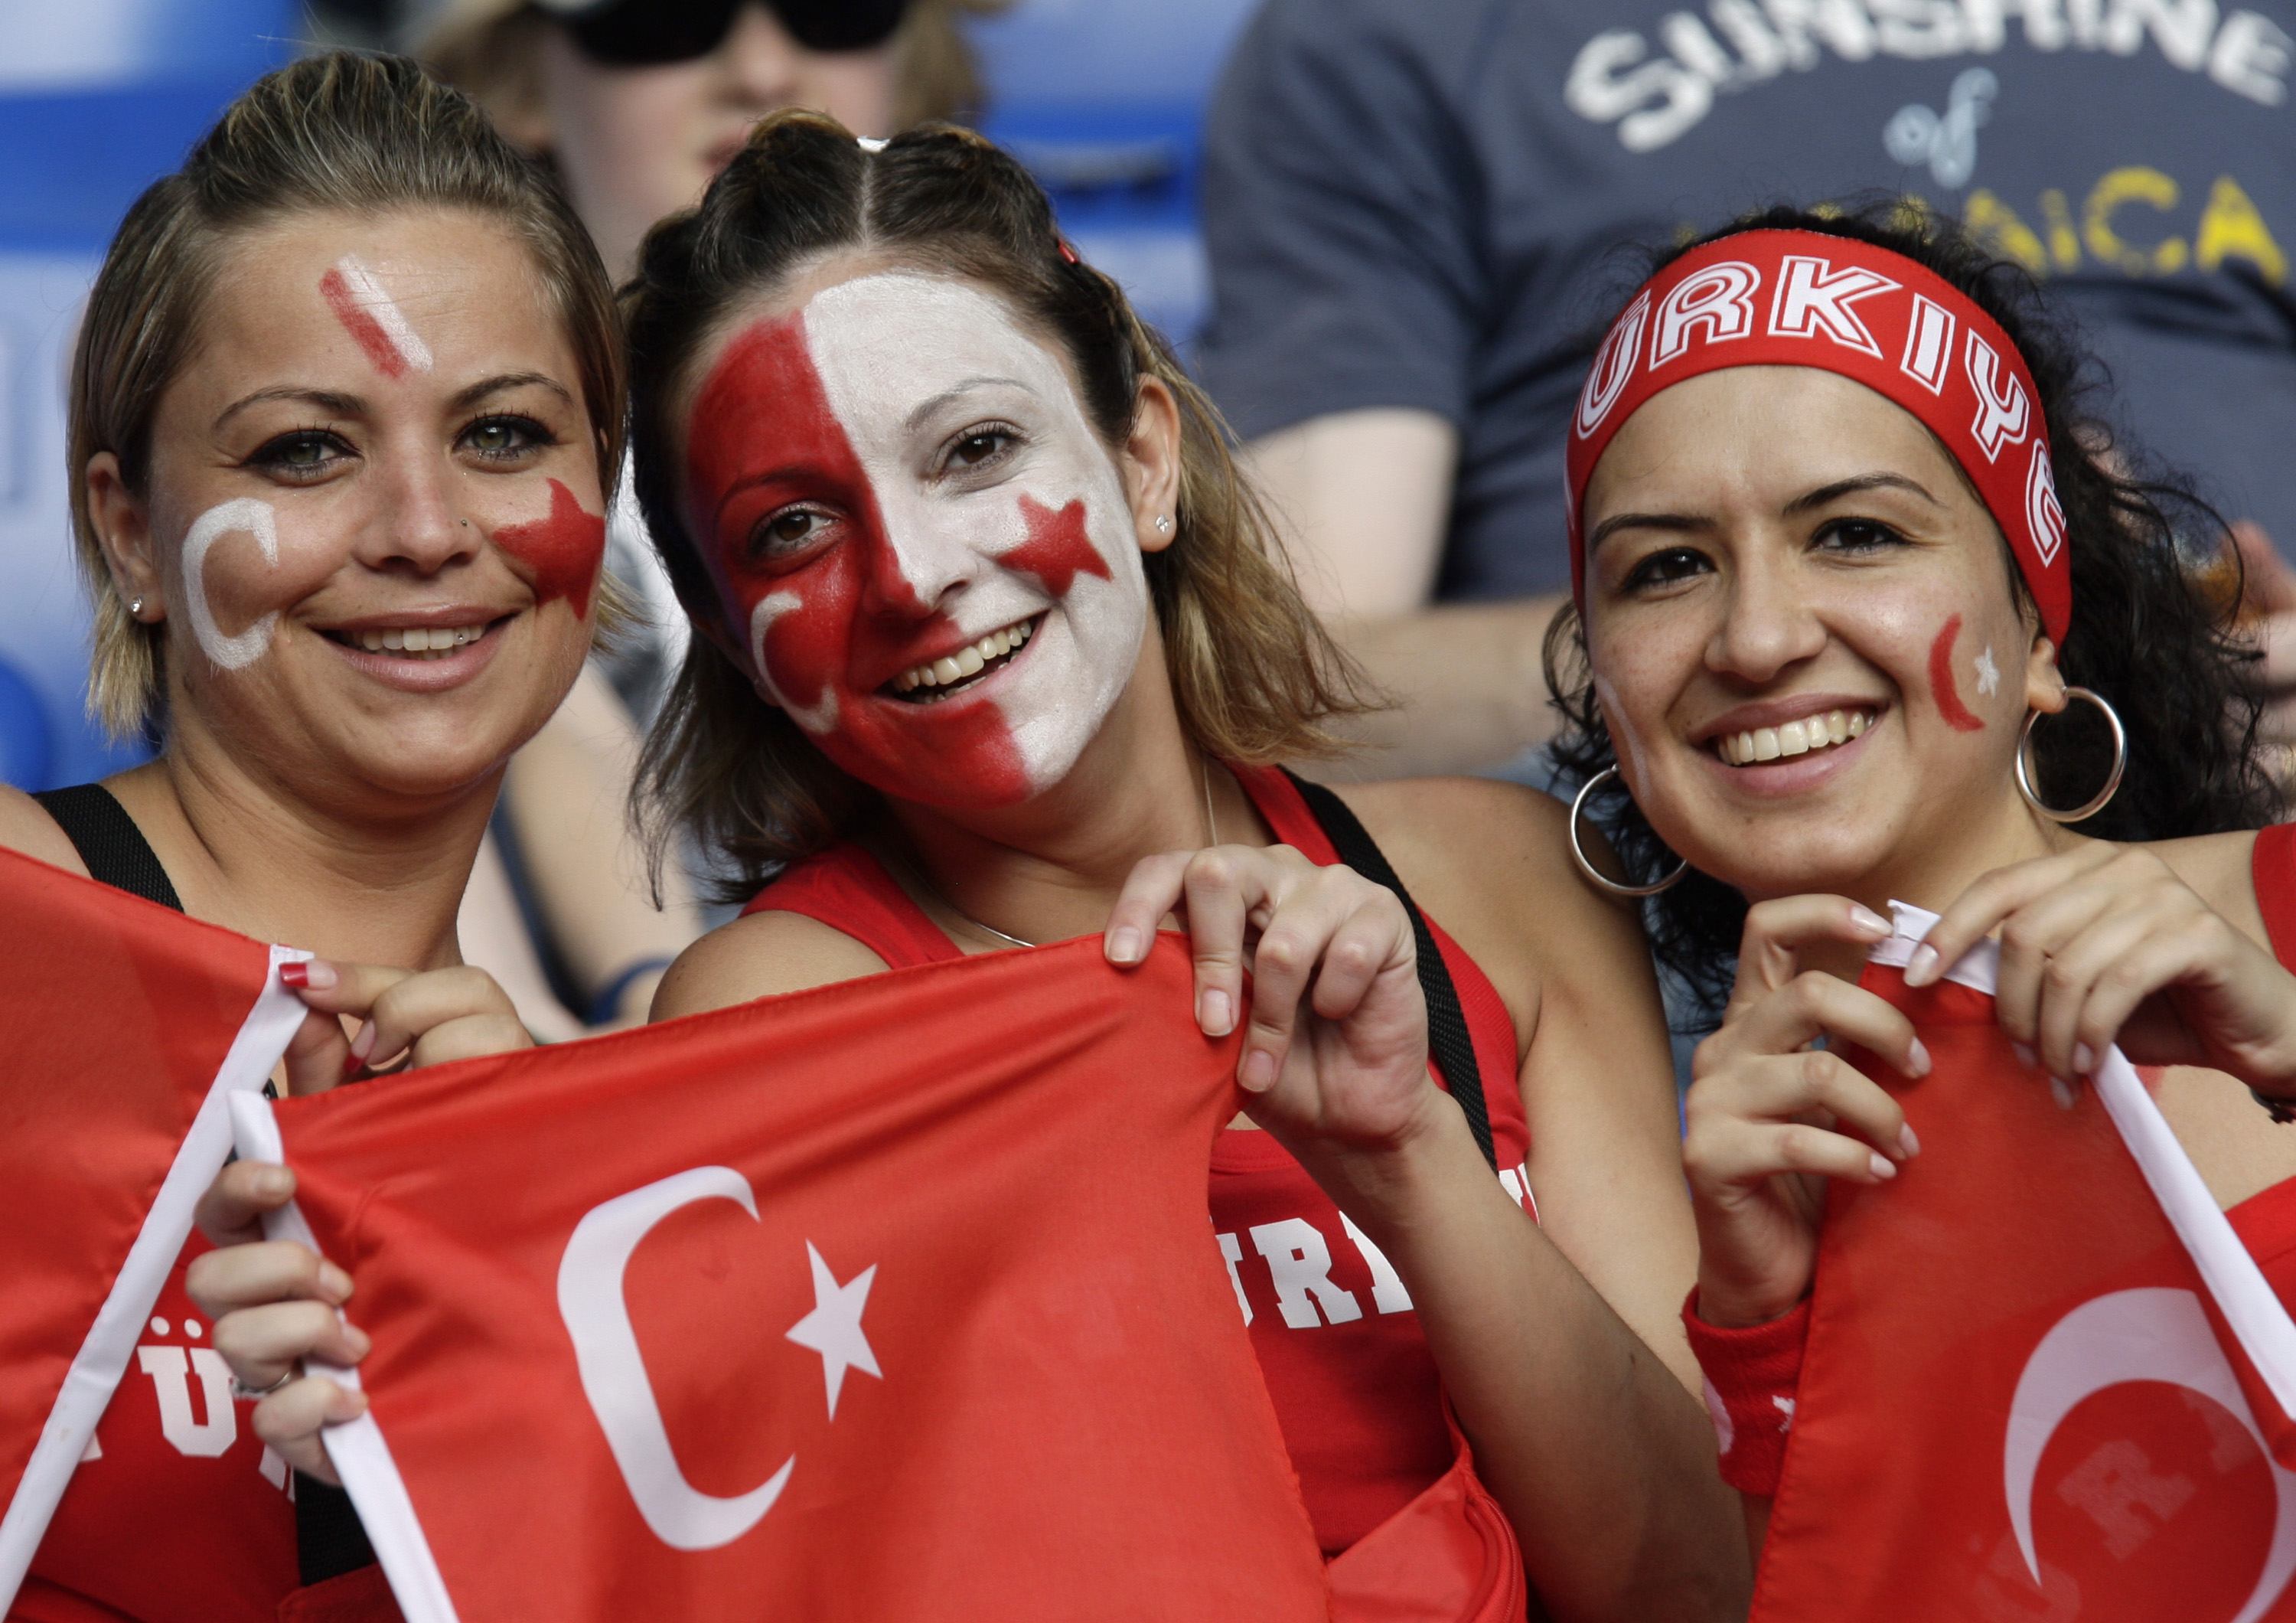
[340, 1048, 364, 1083]
[1867, 1151, 1897, 1181]
[345, 1326, 371, 1361]
[318, 1262, 354, 1304]
[2013, 1043, 2038, 1069]
[278, 961, 309, 988]
[350, 1024, 376, 1062]
[281, 958, 338, 991]
[2073, 1043, 2096, 1074]
[1905, 945, 1940, 986]
[254, 1164, 293, 1200]
[1850, 905, 1891, 936]
[1107, 927, 1142, 964]
[1897, 1124, 1921, 1158]
[1239, 1048, 1277, 1092]
[2050, 1076, 2078, 1110]
[1905, 1038, 1932, 1079]
[1200, 988, 1232, 1036]
[334, 1387, 369, 1422]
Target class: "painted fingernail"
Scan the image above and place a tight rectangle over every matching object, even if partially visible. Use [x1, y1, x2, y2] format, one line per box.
[2013, 1043, 2038, 1069]
[1107, 927, 1142, 964]
[1850, 905, 1891, 936]
[1905, 945, 1940, 986]
[1905, 1038, 1932, 1078]
[281, 958, 338, 991]
[1897, 1125, 1922, 1158]
[1867, 1151, 1897, 1181]
[2050, 1075, 2078, 1110]
[2073, 1043, 2096, 1074]
[1200, 988, 1233, 1036]
[1239, 1049, 1277, 1092]
[318, 1262, 354, 1304]
[278, 961, 309, 988]
[340, 1049, 364, 1083]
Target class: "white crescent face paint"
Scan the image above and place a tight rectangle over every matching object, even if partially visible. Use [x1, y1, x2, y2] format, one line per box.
[683, 272, 1150, 808]
[180, 498, 281, 671]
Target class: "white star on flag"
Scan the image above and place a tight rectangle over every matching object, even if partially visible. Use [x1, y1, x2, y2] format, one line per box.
[1975, 645, 2001, 697]
[786, 1241, 880, 1419]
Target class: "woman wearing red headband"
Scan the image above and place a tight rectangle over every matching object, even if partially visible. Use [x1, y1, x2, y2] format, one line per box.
[1552, 205, 2296, 1562]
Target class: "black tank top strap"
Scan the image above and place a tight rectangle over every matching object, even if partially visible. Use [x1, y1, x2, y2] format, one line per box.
[1280, 769, 1497, 1171]
[31, 782, 183, 913]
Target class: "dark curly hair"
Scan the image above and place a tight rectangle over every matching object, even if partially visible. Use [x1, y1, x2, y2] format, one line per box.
[1543, 203, 2281, 1013]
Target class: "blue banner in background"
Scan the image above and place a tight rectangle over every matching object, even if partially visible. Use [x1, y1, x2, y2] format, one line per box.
[0, 0, 293, 789]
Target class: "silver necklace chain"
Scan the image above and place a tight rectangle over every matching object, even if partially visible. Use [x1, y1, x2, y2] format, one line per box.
[918, 759, 1221, 952]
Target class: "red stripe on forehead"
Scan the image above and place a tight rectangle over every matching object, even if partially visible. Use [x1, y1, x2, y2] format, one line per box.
[318, 266, 410, 380]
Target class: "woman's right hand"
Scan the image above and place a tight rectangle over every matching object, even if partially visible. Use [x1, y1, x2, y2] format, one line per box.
[1681, 896, 1926, 1329]
[188, 958, 530, 1481]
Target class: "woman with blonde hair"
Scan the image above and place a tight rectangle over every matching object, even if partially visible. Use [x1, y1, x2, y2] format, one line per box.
[611, 113, 1745, 1615]
[4, 51, 624, 1621]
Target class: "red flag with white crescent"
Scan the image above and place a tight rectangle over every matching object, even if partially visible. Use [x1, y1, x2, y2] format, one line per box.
[0, 849, 306, 1610]
[1753, 903, 2296, 1622]
[246, 936, 1332, 1621]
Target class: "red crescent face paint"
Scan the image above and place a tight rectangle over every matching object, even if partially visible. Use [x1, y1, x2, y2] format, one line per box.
[318, 256, 433, 380]
[681, 273, 1152, 810]
[494, 478, 607, 618]
[1929, 614, 1986, 733]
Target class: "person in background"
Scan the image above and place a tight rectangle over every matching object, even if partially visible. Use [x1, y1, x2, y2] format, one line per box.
[1199, 0, 2296, 780]
[2, 52, 623, 1621]
[413, 0, 1007, 1027]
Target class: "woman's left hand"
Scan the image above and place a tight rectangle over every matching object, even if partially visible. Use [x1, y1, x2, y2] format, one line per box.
[1103, 843, 1440, 1156]
[1911, 841, 2296, 1095]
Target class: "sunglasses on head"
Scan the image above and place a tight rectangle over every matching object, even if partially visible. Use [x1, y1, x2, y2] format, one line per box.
[539, 0, 912, 66]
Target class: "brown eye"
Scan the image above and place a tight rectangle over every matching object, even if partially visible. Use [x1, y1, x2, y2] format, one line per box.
[751, 508, 831, 560]
[947, 427, 1016, 469]
[248, 429, 351, 478]
[461, 414, 552, 462]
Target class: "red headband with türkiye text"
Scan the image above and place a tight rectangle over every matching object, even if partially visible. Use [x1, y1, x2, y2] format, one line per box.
[1565, 229, 2069, 644]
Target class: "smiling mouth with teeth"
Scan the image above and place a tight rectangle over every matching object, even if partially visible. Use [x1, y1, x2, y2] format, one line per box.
[889, 616, 1038, 701]
[1716, 708, 1877, 766]
[330, 624, 493, 661]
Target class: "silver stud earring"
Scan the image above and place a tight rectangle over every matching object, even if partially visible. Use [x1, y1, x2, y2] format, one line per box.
[1154, 514, 1173, 536]
[128, 596, 145, 618]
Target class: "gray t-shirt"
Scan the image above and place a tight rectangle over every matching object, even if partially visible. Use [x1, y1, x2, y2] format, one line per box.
[1199, 0, 2296, 600]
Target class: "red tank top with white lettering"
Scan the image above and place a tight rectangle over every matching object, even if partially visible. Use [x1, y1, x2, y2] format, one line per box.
[14, 1234, 298, 1623]
[2226, 825, 2296, 1292]
[743, 765, 1532, 1554]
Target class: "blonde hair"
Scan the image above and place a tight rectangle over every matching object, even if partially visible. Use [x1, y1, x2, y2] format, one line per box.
[417, 0, 1009, 138]
[69, 51, 627, 736]
[624, 111, 1374, 896]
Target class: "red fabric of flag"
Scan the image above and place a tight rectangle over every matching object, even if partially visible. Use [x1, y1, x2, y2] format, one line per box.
[0, 848, 304, 1608]
[1753, 955, 2296, 1623]
[264, 936, 1332, 1622]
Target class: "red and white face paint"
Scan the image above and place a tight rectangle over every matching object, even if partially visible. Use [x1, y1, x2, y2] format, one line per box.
[685, 273, 1149, 808]
[318, 256, 434, 380]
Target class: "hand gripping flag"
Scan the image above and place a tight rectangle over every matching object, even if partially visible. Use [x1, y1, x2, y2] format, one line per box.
[237, 936, 1332, 1623]
[1753, 903, 2296, 1623]
[0, 848, 307, 1610]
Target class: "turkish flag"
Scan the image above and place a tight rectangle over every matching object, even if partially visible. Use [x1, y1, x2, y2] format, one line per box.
[0, 848, 306, 1609]
[246, 936, 1332, 1622]
[1753, 903, 2296, 1622]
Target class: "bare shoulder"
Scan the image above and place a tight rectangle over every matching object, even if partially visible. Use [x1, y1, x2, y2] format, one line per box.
[0, 784, 86, 877]
[2147, 829, 2267, 941]
[650, 909, 892, 1021]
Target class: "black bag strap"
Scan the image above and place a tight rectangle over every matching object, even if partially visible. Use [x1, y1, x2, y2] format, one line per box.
[31, 783, 183, 913]
[1281, 770, 1497, 1170]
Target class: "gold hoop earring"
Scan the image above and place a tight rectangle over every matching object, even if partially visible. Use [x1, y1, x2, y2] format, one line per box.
[1568, 765, 1688, 896]
[2015, 686, 2127, 824]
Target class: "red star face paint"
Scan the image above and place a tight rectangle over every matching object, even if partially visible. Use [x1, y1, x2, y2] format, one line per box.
[494, 478, 606, 619]
[683, 273, 1150, 808]
[1929, 614, 1987, 733]
[317, 256, 434, 380]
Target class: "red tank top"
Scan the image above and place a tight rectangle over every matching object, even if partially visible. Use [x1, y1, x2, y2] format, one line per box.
[2225, 824, 2296, 1290]
[15, 1235, 298, 1623]
[744, 765, 1534, 1555]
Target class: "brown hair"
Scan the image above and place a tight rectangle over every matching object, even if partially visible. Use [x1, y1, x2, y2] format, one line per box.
[69, 50, 626, 736]
[419, 0, 1010, 139]
[625, 109, 1371, 895]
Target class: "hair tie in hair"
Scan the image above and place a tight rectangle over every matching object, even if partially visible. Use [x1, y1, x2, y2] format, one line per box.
[1056, 237, 1080, 265]
[1566, 228, 2069, 644]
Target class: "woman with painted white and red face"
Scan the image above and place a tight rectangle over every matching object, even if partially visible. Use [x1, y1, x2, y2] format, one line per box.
[1555, 207, 2296, 1556]
[0, 57, 622, 1623]
[616, 113, 1750, 1617]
